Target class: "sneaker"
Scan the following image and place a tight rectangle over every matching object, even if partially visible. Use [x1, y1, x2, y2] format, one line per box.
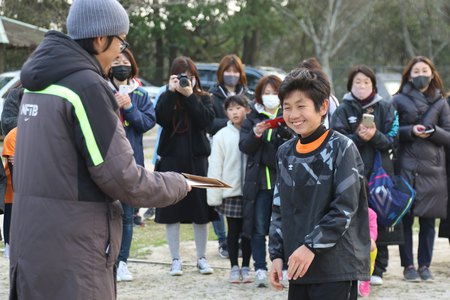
[229, 265, 241, 283]
[116, 261, 133, 282]
[143, 208, 155, 220]
[218, 242, 229, 259]
[197, 257, 213, 275]
[133, 214, 145, 227]
[280, 270, 289, 288]
[241, 267, 253, 283]
[255, 269, 267, 287]
[169, 259, 183, 276]
[358, 280, 371, 297]
[418, 266, 434, 282]
[370, 275, 383, 286]
[403, 266, 421, 282]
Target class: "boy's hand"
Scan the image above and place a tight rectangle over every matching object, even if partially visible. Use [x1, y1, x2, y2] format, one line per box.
[287, 245, 315, 280]
[270, 258, 284, 291]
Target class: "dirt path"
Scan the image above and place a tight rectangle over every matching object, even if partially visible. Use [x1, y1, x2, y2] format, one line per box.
[0, 236, 449, 299]
[114, 237, 450, 300]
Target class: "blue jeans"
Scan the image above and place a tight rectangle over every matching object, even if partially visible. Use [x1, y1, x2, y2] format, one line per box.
[399, 213, 435, 268]
[251, 190, 273, 270]
[212, 213, 227, 245]
[118, 202, 134, 262]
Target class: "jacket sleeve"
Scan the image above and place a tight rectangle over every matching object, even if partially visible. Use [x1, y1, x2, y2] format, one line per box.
[206, 133, 225, 206]
[303, 139, 363, 254]
[122, 90, 156, 133]
[239, 118, 263, 155]
[392, 96, 416, 143]
[426, 100, 450, 147]
[330, 105, 363, 146]
[182, 93, 215, 130]
[208, 95, 228, 135]
[269, 184, 284, 261]
[76, 81, 189, 208]
[1, 87, 22, 136]
[155, 90, 178, 128]
[269, 150, 285, 261]
[369, 106, 399, 151]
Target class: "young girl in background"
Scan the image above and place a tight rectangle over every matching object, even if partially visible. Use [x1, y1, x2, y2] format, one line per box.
[207, 95, 252, 283]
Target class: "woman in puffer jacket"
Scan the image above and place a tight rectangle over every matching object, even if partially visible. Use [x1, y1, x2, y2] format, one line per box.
[393, 56, 450, 282]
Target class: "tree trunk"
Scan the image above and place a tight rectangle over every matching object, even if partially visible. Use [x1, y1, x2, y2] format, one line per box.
[242, 29, 260, 65]
[154, 36, 164, 85]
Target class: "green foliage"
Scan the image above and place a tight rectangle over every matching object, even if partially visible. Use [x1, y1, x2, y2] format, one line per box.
[1, 0, 450, 91]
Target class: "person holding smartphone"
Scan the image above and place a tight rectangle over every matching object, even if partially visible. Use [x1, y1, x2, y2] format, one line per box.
[392, 56, 450, 282]
[331, 65, 399, 295]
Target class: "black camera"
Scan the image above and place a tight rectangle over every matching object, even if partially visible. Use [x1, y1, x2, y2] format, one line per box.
[177, 74, 191, 88]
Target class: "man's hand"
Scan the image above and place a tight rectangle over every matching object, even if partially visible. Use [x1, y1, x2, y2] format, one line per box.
[287, 245, 315, 280]
[270, 258, 284, 290]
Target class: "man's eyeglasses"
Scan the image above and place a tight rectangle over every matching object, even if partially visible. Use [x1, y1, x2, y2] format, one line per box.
[115, 35, 129, 53]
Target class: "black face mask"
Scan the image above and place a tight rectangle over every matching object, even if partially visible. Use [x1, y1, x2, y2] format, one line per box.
[112, 65, 132, 82]
[411, 75, 431, 91]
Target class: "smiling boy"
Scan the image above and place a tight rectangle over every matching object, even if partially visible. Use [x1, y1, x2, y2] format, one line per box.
[268, 68, 370, 300]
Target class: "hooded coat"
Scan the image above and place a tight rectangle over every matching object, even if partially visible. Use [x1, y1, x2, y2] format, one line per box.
[393, 83, 450, 218]
[9, 31, 188, 300]
[331, 93, 398, 179]
[208, 83, 249, 136]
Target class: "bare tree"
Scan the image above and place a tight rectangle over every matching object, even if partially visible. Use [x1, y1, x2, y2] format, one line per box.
[272, 0, 374, 81]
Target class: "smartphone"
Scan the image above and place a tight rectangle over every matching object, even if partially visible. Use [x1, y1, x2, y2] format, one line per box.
[119, 84, 130, 95]
[423, 128, 435, 134]
[264, 116, 285, 129]
[361, 114, 374, 127]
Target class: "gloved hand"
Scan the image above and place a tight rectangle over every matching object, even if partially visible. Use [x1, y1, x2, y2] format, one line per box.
[276, 124, 294, 140]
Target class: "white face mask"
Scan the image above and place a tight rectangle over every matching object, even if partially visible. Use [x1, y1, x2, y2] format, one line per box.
[262, 94, 280, 109]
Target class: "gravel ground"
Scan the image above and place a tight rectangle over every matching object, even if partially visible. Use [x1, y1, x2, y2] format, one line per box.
[0, 234, 449, 299]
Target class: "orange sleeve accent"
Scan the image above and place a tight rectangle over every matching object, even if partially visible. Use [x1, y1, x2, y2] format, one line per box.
[4, 162, 13, 204]
[3, 127, 17, 157]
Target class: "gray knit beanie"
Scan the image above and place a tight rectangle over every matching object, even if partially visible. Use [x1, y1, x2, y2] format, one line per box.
[67, 0, 129, 40]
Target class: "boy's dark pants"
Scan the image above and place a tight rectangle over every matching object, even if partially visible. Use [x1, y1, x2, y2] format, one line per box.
[288, 281, 357, 300]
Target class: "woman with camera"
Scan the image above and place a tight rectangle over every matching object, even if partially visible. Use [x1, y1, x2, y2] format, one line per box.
[155, 56, 217, 276]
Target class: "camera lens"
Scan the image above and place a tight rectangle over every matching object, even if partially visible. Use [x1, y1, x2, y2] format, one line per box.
[179, 77, 190, 88]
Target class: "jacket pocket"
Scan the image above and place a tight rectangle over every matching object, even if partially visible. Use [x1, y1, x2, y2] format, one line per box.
[105, 200, 123, 267]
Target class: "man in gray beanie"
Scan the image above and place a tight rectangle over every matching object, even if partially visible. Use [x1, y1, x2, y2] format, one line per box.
[9, 0, 190, 299]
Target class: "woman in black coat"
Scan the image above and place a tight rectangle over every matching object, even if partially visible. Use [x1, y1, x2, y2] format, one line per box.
[393, 56, 450, 282]
[438, 96, 450, 243]
[208, 54, 249, 136]
[155, 56, 217, 275]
